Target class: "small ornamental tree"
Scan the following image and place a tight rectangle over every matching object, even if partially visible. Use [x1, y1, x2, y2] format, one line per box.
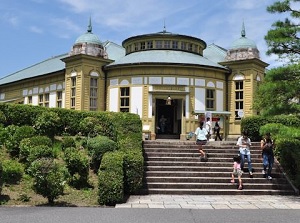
[29, 158, 67, 204]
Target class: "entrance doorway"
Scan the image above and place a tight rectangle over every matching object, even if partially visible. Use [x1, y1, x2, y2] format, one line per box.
[156, 99, 181, 139]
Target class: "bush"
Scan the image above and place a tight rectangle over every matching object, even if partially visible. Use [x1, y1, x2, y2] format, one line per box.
[61, 136, 76, 150]
[123, 149, 144, 194]
[34, 111, 61, 139]
[19, 136, 53, 165]
[0, 160, 3, 195]
[1, 159, 24, 184]
[28, 145, 56, 164]
[63, 147, 90, 188]
[87, 135, 117, 171]
[5, 125, 36, 157]
[28, 158, 68, 203]
[98, 151, 124, 205]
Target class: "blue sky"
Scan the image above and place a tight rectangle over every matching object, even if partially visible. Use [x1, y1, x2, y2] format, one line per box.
[0, 0, 288, 78]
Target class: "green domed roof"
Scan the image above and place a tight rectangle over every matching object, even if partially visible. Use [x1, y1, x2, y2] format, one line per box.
[75, 18, 102, 45]
[230, 22, 257, 50]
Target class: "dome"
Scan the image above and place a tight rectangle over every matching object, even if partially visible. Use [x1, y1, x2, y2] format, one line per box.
[74, 19, 102, 45]
[229, 22, 257, 50]
[230, 37, 257, 50]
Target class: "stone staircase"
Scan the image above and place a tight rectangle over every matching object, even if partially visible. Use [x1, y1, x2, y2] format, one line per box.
[139, 140, 297, 195]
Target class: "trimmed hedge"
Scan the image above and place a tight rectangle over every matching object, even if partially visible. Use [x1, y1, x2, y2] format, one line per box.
[98, 151, 124, 206]
[0, 160, 3, 195]
[123, 149, 144, 194]
[241, 114, 300, 141]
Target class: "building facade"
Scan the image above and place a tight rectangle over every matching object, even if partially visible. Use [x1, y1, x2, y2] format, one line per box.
[0, 20, 268, 140]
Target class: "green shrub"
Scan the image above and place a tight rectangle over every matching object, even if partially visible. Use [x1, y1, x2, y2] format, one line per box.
[0, 160, 3, 195]
[98, 151, 124, 205]
[63, 147, 90, 188]
[28, 158, 68, 203]
[5, 125, 36, 157]
[123, 149, 144, 194]
[28, 145, 56, 164]
[19, 136, 53, 164]
[2, 159, 24, 184]
[34, 111, 61, 139]
[87, 135, 117, 171]
[0, 110, 6, 125]
[61, 136, 76, 150]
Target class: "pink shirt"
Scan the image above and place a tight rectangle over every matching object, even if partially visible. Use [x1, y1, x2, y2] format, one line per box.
[233, 161, 241, 170]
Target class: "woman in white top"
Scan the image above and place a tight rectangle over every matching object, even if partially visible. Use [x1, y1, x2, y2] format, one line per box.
[236, 131, 253, 177]
[195, 121, 208, 161]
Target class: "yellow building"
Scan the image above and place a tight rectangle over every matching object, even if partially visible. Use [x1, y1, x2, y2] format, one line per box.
[0, 20, 268, 140]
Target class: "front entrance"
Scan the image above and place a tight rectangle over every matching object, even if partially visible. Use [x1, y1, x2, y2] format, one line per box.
[156, 99, 181, 139]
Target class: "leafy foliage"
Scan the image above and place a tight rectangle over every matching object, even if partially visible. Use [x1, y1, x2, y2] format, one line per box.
[86, 135, 117, 171]
[28, 158, 68, 203]
[34, 111, 61, 139]
[1, 159, 24, 184]
[63, 147, 90, 188]
[253, 63, 300, 116]
[265, 0, 300, 61]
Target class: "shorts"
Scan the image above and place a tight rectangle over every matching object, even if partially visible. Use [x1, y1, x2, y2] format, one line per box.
[196, 139, 207, 145]
[233, 168, 243, 177]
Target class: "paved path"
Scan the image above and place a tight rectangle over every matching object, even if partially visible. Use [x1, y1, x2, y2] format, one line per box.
[115, 195, 300, 209]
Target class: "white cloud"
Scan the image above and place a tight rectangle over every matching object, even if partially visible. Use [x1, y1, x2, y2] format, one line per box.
[29, 26, 43, 34]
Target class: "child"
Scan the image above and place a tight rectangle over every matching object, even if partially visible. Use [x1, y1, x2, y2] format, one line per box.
[231, 156, 243, 190]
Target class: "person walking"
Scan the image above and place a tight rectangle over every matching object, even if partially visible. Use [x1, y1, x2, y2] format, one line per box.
[261, 133, 275, 180]
[214, 117, 222, 141]
[231, 155, 243, 190]
[205, 117, 212, 140]
[195, 121, 208, 161]
[236, 131, 253, 177]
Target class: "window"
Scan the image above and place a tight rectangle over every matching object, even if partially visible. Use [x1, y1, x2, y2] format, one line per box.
[71, 77, 76, 109]
[44, 93, 49, 108]
[120, 87, 130, 112]
[147, 41, 153, 49]
[28, 96, 32, 105]
[181, 42, 187, 50]
[235, 81, 244, 119]
[172, 41, 178, 49]
[188, 43, 193, 51]
[164, 40, 171, 49]
[57, 91, 62, 108]
[38, 94, 43, 106]
[38, 93, 49, 107]
[90, 77, 98, 111]
[140, 41, 146, 50]
[156, 40, 163, 49]
[134, 43, 139, 51]
[206, 89, 215, 110]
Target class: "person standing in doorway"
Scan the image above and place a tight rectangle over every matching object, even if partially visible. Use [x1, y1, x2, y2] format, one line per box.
[261, 133, 275, 180]
[214, 117, 222, 141]
[159, 115, 167, 134]
[236, 131, 253, 177]
[195, 121, 208, 161]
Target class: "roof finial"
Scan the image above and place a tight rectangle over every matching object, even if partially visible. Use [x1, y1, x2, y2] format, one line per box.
[163, 19, 166, 33]
[87, 16, 92, 33]
[241, 20, 246, 37]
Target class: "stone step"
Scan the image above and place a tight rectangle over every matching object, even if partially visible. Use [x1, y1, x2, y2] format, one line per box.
[144, 166, 282, 174]
[137, 188, 295, 196]
[140, 140, 296, 196]
[145, 176, 288, 184]
[145, 182, 291, 190]
[145, 157, 269, 162]
[144, 161, 280, 169]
